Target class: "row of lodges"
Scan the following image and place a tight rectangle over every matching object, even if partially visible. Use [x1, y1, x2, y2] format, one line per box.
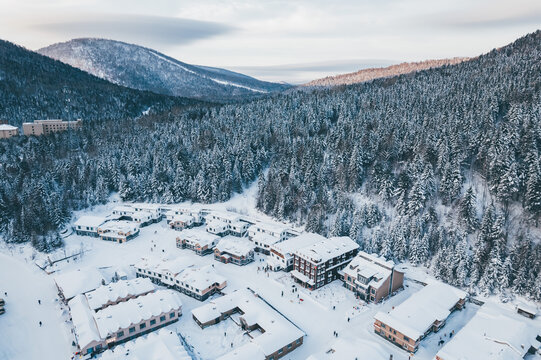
[0, 119, 83, 138]
[74, 216, 140, 244]
[135, 257, 227, 301]
[191, 288, 305, 360]
[69, 287, 182, 356]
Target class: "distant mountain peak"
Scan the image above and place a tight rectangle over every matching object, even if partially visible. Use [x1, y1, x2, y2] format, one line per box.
[303, 58, 470, 87]
[38, 38, 290, 101]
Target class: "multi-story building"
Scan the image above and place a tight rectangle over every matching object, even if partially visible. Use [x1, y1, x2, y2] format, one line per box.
[69, 289, 182, 356]
[165, 207, 205, 225]
[22, 119, 82, 136]
[0, 124, 18, 139]
[291, 236, 359, 290]
[214, 236, 255, 266]
[268, 233, 326, 272]
[205, 211, 251, 237]
[341, 251, 404, 303]
[112, 205, 160, 226]
[247, 221, 291, 243]
[192, 288, 305, 360]
[176, 228, 220, 255]
[73, 215, 107, 237]
[135, 258, 227, 301]
[169, 214, 195, 230]
[374, 282, 467, 353]
[97, 220, 139, 243]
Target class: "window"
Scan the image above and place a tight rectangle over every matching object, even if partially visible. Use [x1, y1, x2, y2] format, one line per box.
[288, 344, 292, 349]
[140, 323, 146, 330]
[170, 312, 175, 319]
[404, 336, 409, 342]
[129, 327, 135, 333]
[150, 319, 156, 326]
[296, 339, 301, 345]
[117, 331, 124, 338]
[278, 349, 283, 354]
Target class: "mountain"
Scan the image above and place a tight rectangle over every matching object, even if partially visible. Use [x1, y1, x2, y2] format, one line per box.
[304, 57, 469, 87]
[38, 38, 290, 101]
[0, 40, 195, 126]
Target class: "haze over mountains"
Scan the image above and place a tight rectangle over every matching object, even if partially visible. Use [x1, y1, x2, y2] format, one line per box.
[38, 38, 290, 101]
[304, 58, 470, 87]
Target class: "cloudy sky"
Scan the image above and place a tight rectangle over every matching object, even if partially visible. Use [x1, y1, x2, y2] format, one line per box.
[1, 0, 540, 83]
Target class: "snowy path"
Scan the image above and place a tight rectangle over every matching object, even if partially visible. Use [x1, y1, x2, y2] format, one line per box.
[0, 252, 73, 360]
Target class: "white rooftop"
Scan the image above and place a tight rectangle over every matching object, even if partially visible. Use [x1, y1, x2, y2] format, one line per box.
[178, 228, 220, 247]
[0, 124, 18, 131]
[54, 268, 105, 300]
[206, 211, 243, 222]
[306, 338, 389, 360]
[193, 289, 304, 359]
[248, 221, 290, 235]
[74, 215, 107, 229]
[216, 236, 255, 256]
[272, 233, 326, 257]
[99, 329, 191, 360]
[85, 278, 155, 311]
[435, 302, 541, 360]
[69, 294, 101, 351]
[251, 232, 281, 246]
[342, 251, 396, 289]
[99, 220, 138, 233]
[295, 236, 359, 263]
[175, 265, 226, 291]
[113, 205, 136, 213]
[170, 214, 194, 222]
[374, 281, 467, 341]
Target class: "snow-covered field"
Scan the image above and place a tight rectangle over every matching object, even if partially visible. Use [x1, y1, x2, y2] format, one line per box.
[0, 187, 538, 360]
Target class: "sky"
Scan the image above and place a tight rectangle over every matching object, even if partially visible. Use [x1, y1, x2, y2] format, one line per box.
[0, 0, 540, 83]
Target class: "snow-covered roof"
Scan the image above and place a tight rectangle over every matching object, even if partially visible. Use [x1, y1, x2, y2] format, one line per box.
[0, 124, 18, 131]
[74, 215, 107, 229]
[215, 236, 255, 256]
[70, 290, 182, 349]
[99, 220, 138, 233]
[193, 289, 304, 359]
[170, 214, 194, 223]
[306, 338, 389, 360]
[113, 205, 136, 214]
[435, 302, 541, 360]
[341, 251, 397, 289]
[206, 211, 243, 223]
[295, 236, 359, 264]
[85, 278, 155, 311]
[374, 282, 467, 341]
[69, 294, 101, 350]
[54, 268, 105, 300]
[99, 329, 191, 360]
[95, 290, 182, 342]
[251, 232, 281, 246]
[177, 228, 220, 247]
[271, 233, 326, 257]
[158, 257, 192, 275]
[248, 221, 290, 236]
[175, 265, 226, 291]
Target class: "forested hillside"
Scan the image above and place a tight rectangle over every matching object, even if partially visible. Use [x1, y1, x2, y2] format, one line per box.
[1, 31, 540, 300]
[0, 40, 194, 126]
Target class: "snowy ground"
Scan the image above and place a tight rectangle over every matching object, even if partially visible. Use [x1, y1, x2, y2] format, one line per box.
[0, 187, 538, 360]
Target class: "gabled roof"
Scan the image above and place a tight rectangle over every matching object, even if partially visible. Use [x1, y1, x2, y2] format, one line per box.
[85, 278, 155, 311]
[54, 268, 105, 300]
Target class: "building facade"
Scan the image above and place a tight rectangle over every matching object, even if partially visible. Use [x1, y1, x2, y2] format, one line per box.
[341, 251, 404, 303]
[97, 220, 139, 243]
[0, 124, 18, 139]
[22, 119, 82, 136]
[291, 236, 359, 290]
[214, 237, 255, 266]
[176, 228, 220, 255]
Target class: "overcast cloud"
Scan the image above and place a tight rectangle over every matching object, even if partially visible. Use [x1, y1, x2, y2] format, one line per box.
[0, 0, 539, 83]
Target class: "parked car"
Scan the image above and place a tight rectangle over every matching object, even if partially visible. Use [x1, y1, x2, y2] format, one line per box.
[0, 306, 5, 315]
[0, 298, 4, 306]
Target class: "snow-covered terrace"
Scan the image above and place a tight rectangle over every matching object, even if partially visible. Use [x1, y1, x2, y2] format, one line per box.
[295, 236, 359, 264]
[85, 278, 155, 311]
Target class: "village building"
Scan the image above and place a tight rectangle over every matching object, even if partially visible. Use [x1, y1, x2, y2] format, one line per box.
[291, 236, 359, 290]
[169, 214, 195, 230]
[99, 329, 191, 360]
[205, 211, 251, 237]
[374, 281, 468, 353]
[173, 265, 227, 301]
[0, 124, 19, 138]
[306, 338, 389, 360]
[97, 220, 139, 243]
[435, 302, 541, 360]
[135, 258, 227, 301]
[516, 302, 538, 319]
[69, 289, 182, 356]
[248, 221, 291, 243]
[176, 228, 221, 255]
[214, 236, 255, 266]
[340, 251, 404, 303]
[192, 288, 305, 360]
[73, 215, 107, 237]
[54, 268, 106, 302]
[268, 233, 326, 272]
[165, 207, 205, 225]
[84, 278, 155, 311]
[112, 205, 159, 226]
[22, 119, 82, 136]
